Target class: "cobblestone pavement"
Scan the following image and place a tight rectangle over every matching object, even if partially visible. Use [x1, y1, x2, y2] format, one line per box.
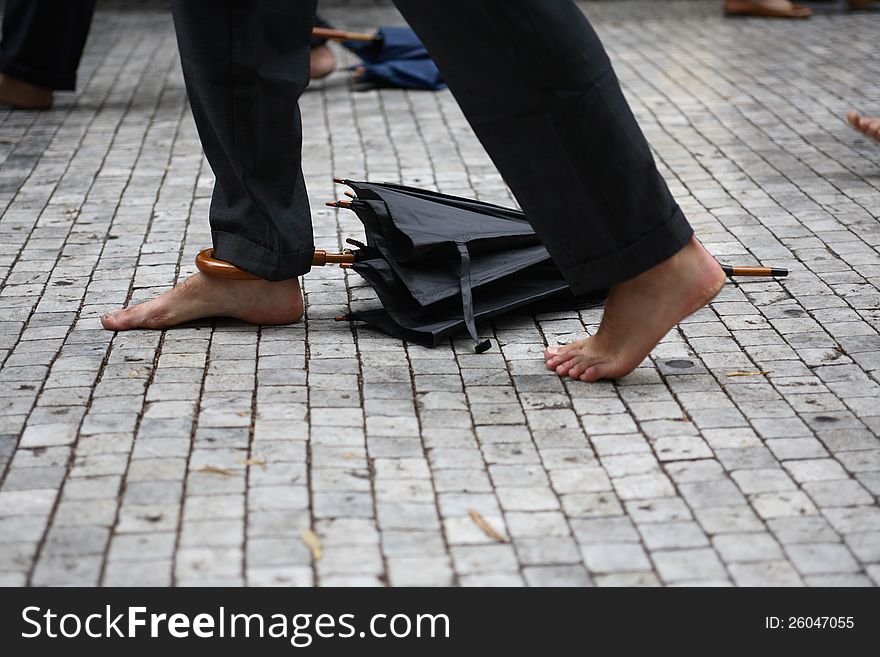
[1, 0, 879, 587]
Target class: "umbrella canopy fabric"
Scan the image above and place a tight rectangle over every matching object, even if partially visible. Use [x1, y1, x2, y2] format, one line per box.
[353, 57, 445, 92]
[348, 182, 538, 260]
[331, 180, 606, 350]
[349, 257, 596, 349]
[344, 27, 446, 91]
[345, 26, 428, 63]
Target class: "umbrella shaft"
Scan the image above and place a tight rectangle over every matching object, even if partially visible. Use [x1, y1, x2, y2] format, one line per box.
[721, 265, 788, 277]
[313, 250, 356, 266]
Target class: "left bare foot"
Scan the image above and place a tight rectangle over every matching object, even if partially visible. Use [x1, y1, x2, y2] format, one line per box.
[848, 110, 880, 144]
[100, 272, 304, 331]
[544, 237, 725, 382]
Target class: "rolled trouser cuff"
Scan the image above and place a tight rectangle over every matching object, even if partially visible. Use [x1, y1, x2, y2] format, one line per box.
[212, 230, 314, 281]
[0, 56, 75, 90]
[560, 206, 694, 296]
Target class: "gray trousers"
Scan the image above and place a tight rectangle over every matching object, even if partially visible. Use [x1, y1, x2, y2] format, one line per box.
[171, 0, 692, 293]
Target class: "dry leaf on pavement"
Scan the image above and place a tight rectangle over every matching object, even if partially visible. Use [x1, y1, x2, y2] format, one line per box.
[238, 458, 268, 471]
[468, 509, 507, 543]
[193, 465, 236, 477]
[300, 529, 323, 561]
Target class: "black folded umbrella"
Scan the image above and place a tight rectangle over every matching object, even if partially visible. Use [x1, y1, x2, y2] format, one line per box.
[322, 180, 790, 352]
[327, 180, 605, 351]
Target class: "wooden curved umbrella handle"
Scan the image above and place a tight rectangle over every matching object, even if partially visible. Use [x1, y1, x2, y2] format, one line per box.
[196, 248, 354, 278]
[312, 27, 376, 43]
[195, 249, 261, 280]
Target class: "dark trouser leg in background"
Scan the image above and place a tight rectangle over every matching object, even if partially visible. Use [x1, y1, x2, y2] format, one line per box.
[170, 0, 316, 280]
[393, 0, 693, 296]
[0, 0, 96, 91]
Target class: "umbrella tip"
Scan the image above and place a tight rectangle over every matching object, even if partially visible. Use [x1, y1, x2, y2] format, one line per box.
[334, 315, 349, 322]
[333, 178, 346, 184]
[340, 262, 353, 269]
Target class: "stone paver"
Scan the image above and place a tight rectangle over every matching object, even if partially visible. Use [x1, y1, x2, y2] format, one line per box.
[0, 0, 878, 586]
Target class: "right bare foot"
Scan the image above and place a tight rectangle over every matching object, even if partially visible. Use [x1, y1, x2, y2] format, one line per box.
[847, 111, 880, 144]
[0, 73, 53, 109]
[100, 272, 304, 331]
[544, 237, 725, 382]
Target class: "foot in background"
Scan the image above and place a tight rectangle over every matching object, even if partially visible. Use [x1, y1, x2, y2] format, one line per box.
[0, 72, 53, 109]
[310, 44, 336, 80]
[847, 111, 880, 144]
[723, 0, 812, 17]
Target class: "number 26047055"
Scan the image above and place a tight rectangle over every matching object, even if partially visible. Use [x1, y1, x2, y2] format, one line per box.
[765, 617, 854, 629]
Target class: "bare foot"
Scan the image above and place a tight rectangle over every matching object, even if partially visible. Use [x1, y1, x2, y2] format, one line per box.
[544, 237, 725, 382]
[100, 272, 304, 331]
[847, 110, 880, 144]
[0, 73, 53, 109]
[310, 44, 336, 80]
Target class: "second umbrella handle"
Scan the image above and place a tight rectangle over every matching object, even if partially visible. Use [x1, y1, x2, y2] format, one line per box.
[312, 27, 377, 43]
[720, 264, 788, 277]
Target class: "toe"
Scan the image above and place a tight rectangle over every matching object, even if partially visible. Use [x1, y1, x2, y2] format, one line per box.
[544, 346, 570, 365]
[847, 110, 860, 128]
[544, 340, 585, 359]
[101, 300, 174, 331]
[579, 365, 604, 383]
[580, 357, 628, 383]
[555, 363, 574, 377]
[101, 309, 131, 331]
[545, 348, 580, 369]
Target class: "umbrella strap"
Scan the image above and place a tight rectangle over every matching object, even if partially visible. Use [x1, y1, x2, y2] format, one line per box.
[456, 243, 492, 353]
